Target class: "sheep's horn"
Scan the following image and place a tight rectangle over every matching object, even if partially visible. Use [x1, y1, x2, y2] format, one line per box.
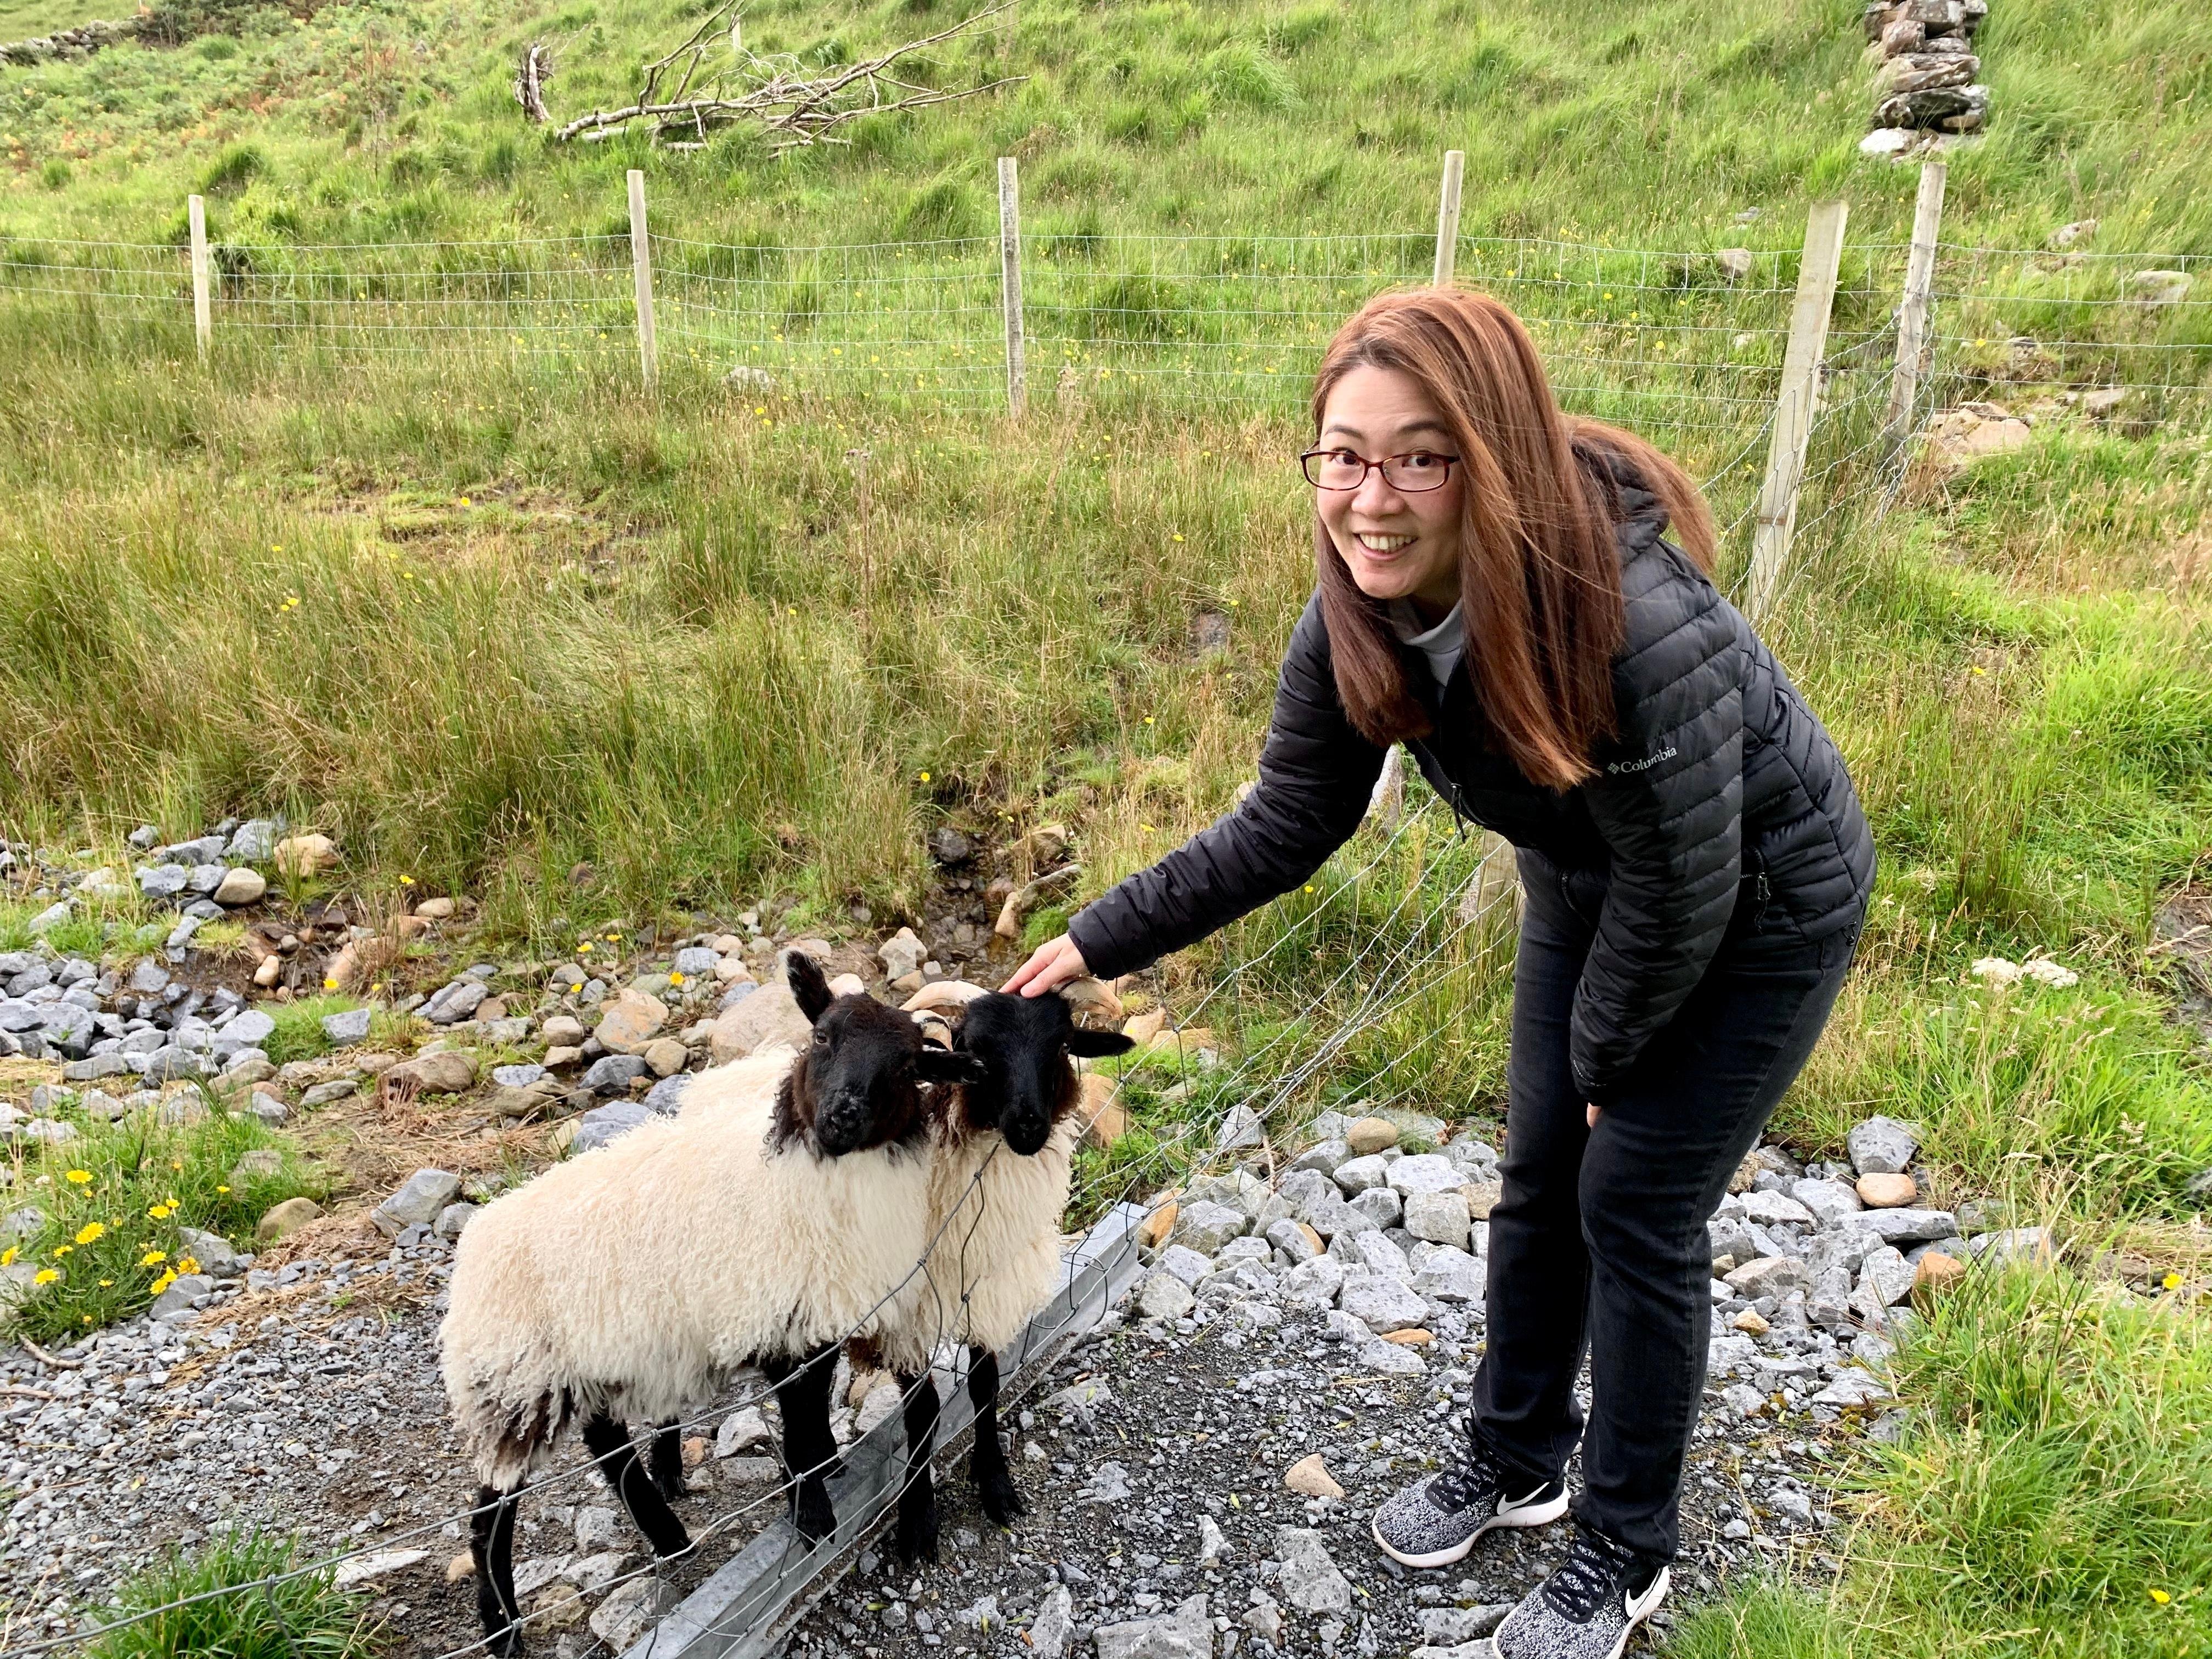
[912, 1012, 956, 1049]
[1060, 977, 1125, 1025]
[901, 979, 989, 1015]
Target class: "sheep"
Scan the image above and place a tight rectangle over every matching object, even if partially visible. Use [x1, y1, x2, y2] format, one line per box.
[868, 979, 1133, 1561]
[441, 953, 981, 1655]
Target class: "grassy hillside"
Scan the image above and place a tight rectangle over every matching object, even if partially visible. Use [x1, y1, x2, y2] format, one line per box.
[0, 0, 2207, 253]
[3, 1, 2211, 1654]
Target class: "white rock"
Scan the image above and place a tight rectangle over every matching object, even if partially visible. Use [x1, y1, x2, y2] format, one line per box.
[1856, 1245, 1916, 1310]
[1138, 1270, 1198, 1322]
[1410, 1244, 1485, 1304]
[1403, 1188, 1472, 1245]
[1385, 1153, 1463, 1195]
[715, 1406, 771, 1458]
[332, 1548, 428, 1588]
[1030, 1584, 1075, 1659]
[1847, 1115, 1920, 1176]
[1339, 1272, 1429, 1333]
[1791, 1178, 1863, 1227]
[1158, 1243, 1214, 1287]
[1810, 1369, 1891, 1407]
[1330, 1153, 1391, 1195]
[1282, 1256, 1346, 1307]
[1274, 1527, 1352, 1612]
[590, 1577, 684, 1647]
[1740, 1190, 1815, 1227]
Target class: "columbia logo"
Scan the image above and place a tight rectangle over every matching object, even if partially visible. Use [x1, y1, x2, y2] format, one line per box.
[1606, 745, 1679, 775]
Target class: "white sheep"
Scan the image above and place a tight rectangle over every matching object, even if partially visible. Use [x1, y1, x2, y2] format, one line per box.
[441, 955, 979, 1656]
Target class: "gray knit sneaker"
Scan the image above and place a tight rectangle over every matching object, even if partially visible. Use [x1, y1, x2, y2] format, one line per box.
[1493, 1523, 1671, 1659]
[1369, 1435, 1569, 1569]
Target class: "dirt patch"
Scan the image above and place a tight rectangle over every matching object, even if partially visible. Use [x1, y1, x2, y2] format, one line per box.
[2153, 887, 2212, 1043]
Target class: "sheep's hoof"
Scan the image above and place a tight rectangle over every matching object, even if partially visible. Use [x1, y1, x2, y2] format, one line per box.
[894, 1498, 940, 1564]
[483, 1626, 524, 1658]
[793, 1485, 837, 1547]
[977, 1465, 1026, 1526]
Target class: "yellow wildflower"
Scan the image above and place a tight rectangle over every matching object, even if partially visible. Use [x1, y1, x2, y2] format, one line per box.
[216, 1184, 230, 1194]
[2151, 1589, 2172, 1605]
[669, 973, 685, 988]
[74, 1222, 105, 1246]
[176, 1256, 200, 1276]
[0, 1247, 13, 1266]
[2164, 1273, 2183, 1291]
[148, 1204, 173, 1221]
[53, 1245, 71, 1257]
[65, 1169, 92, 1185]
[149, 1268, 176, 1294]
[34, 1268, 59, 1285]
[140, 1250, 167, 1268]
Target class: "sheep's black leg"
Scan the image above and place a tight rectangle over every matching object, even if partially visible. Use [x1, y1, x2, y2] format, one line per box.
[582, 1412, 691, 1559]
[470, 1482, 524, 1657]
[893, 1367, 941, 1564]
[765, 1346, 841, 1547]
[648, 1417, 687, 1502]
[966, 1345, 1025, 1526]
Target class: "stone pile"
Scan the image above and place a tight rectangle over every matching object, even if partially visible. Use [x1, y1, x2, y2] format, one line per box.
[1859, 0, 1990, 156]
[0, 14, 141, 66]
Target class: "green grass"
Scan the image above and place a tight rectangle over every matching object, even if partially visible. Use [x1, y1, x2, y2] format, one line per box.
[87, 1531, 381, 1659]
[1673, 1266, 2212, 1659]
[3, 1093, 317, 1341]
[0, 0, 115, 42]
[259, 992, 359, 1064]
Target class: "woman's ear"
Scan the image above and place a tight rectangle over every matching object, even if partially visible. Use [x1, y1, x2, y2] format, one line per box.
[1068, 1030, 1137, 1058]
[916, 1048, 988, 1085]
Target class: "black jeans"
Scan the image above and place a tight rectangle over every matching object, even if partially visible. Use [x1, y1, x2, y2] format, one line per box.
[1470, 848, 1864, 1558]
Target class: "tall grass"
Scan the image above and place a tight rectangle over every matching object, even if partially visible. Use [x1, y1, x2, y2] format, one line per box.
[87, 1532, 380, 1659]
[1673, 1266, 2212, 1659]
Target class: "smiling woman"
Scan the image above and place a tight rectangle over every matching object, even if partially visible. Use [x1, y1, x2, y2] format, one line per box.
[1007, 283, 1874, 1659]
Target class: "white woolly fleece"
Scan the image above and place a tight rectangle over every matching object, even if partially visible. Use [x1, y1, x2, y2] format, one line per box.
[872, 1110, 1080, 1374]
[440, 1045, 934, 1488]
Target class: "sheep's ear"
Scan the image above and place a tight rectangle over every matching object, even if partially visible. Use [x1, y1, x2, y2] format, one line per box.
[915, 1048, 987, 1086]
[1068, 1030, 1137, 1058]
[787, 952, 834, 1023]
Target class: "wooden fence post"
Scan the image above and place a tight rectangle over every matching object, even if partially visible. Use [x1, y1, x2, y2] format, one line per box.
[998, 155, 1025, 417]
[1883, 159, 1948, 460]
[628, 169, 658, 389]
[1431, 149, 1465, 286]
[188, 194, 211, 360]
[1744, 199, 1849, 627]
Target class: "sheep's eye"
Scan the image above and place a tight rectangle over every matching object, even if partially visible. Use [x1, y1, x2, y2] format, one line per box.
[812, 1027, 830, 1046]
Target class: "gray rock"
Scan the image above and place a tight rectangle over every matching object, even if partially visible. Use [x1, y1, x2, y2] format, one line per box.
[1791, 1177, 1863, 1227]
[1082, 1460, 1135, 1504]
[374, 1169, 462, 1235]
[1351, 1186, 1402, 1229]
[1403, 1188, 1471, 1246]
[1168, 1200, 1250, 1255]
[320, 1008, 374, 1046]
[227, 819, 280, 861]
[1848, 1115, 1920, 1176]
[1274, 1527, 1353, 1612]
[1385, 1153, 1463, 1195]
[1339, 1272, 1429, 1333]
[214, 1009, 275, 1056]
[1214, 1103, 1265, 1153]
[1029, 1584, 1075, 1659]
[590, 1578, 685, 1647]
[1138, 1271, 1198, 1322]
[1740, 1190, 1815, 1227]
[435, 1202, 479, 1239]
[582, 1053, 650, 1093]
[643, 1073, 693, 1114]
[61, 1053, 130, 1082]
[177, 1226, 249, 1278]
[1158, 1243, 1214, 1286]
[149, 1274, 214, 1320]
[185, 862, 229, 896]
[572, 1100, 653, 1153]
[1347, 1231, 1414, 1282]
[1724, 1256, 1810, 1299]
[1410, 1243, 1485, 1303]
[1265, 1217, 1321, 1261]
[422, 979, 490, 1025]
[1331, 1153, 1391, 1195]
[26, 902, 72, 934]
[1290, 1138, 1350, 1176]
[492, 1062, 548, 1088]
[1968, 1226, 2051, 1267]
[673, 946, 720, 978]
[1844, 1207, 1957, 1246]
[1855, 1245, 1916, 1311]
[1283, 1256, 1346, 1308]
[300, 1079, 357, 1108]
[1094, 1593, 1210, 1659]
[1421, 1604, 1513, 1644]
[128, 823, 162, 849]
[137, 864, 190, 899]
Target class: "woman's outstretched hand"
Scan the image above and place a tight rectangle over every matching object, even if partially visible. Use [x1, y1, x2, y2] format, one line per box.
[1002, 934, 1091, 998]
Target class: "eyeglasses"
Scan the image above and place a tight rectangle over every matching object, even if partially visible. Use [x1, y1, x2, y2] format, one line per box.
[1299, 448, 1461, 493]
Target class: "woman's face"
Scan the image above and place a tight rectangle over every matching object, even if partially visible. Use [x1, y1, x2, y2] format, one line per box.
[1312, 364, 1465, 613]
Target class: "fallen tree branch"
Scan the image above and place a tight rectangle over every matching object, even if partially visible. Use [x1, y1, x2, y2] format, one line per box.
[549, 0, 1023, 148]
[18, 1338, 82, 1370]
[513, 42, 553, 125]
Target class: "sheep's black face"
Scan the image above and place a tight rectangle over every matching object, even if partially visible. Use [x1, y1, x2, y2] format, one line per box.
[785, 953, 982, 1157]
[955, 991, 1135, 1156]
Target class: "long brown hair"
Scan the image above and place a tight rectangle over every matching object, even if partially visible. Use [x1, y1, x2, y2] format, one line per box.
[1310, 287, 1716, 791]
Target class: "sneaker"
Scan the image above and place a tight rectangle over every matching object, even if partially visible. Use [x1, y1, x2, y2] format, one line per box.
[1493, 1523, 1671, 1659]
[1369, 1434, 1570, 1569]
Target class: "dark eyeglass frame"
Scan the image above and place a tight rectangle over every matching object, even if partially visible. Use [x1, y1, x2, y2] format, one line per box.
[1299, 447, 1462, 492]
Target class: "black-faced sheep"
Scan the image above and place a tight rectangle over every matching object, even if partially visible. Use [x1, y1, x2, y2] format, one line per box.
[439, 953, 982, 1655]
[871, 981, 1133, 1560]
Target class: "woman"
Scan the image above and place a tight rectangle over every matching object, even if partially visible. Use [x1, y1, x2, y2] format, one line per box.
[1006, 287, 1873, 1658]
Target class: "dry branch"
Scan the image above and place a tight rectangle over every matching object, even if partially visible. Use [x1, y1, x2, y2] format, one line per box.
[514, 42, 553, 125]
[548, 0, 1023, 150]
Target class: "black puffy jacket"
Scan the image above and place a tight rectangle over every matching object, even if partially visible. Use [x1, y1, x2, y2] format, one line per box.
[1067, 469, 1875, 1104]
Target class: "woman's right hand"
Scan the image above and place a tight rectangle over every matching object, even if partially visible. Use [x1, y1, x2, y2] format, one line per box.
[1002, 934, 1092, 998]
